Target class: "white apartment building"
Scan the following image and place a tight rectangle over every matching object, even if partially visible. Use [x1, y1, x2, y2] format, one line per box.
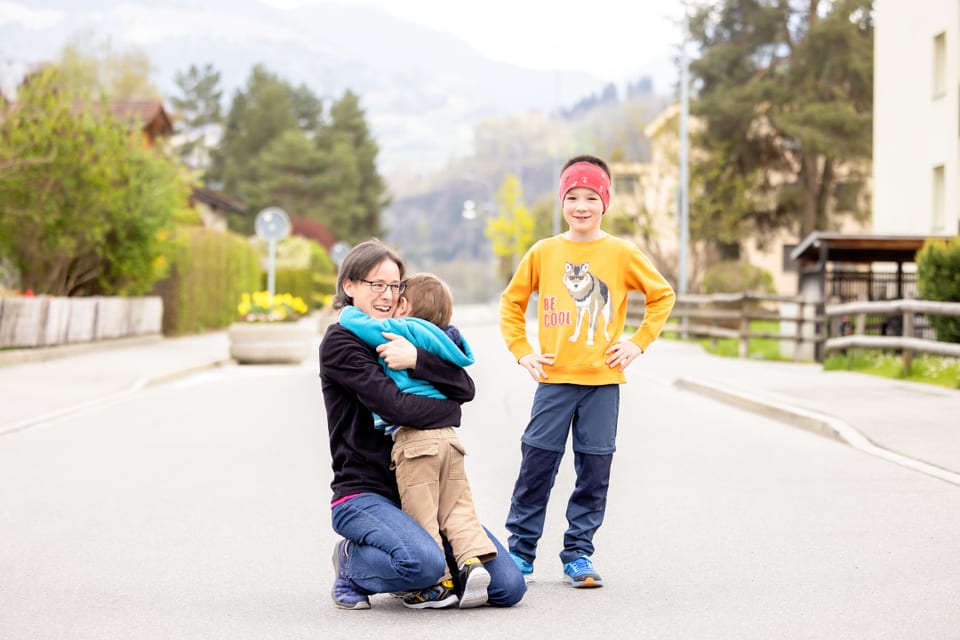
[874, 0, 960, 235]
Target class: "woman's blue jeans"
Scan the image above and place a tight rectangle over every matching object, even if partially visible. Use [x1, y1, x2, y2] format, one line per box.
[331, 493, 526, 606]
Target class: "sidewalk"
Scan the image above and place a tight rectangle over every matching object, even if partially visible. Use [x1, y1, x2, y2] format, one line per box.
[0, 331, 233, 436]
[2, 305, 959, 486]
[651, 340, 960, 486]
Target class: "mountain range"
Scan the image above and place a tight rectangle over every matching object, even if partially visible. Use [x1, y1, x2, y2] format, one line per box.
[0, 0, 674, 176]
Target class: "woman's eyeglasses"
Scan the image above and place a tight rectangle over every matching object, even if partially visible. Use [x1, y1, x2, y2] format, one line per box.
[359, 279, 406, 294]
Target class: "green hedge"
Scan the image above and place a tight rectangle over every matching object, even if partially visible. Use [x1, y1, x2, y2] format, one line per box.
[261, 236, 337, 309]
[272, 268, 312, 304]
[153, 227, 262, 335]
[702, 260, 775, 294]
[917, 236, 960, 343]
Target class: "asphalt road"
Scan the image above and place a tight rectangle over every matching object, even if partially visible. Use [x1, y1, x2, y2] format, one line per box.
[2, 323, 959, 639]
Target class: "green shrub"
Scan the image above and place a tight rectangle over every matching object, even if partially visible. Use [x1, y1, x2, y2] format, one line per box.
[273, 268, 312, 303]
[153, 227, 261, 335]
[701, 261, 776, 294]
[917, 236, 960, 343]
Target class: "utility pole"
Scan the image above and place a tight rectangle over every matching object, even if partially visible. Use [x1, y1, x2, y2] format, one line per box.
[678, 5, 690, 300]
[552, 71, 561, 236]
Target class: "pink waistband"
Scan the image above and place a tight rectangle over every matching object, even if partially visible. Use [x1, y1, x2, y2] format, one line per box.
[331, 493, 361, 508]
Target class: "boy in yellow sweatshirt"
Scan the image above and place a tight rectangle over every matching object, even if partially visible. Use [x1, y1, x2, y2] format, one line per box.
[499, 154, 676, 588]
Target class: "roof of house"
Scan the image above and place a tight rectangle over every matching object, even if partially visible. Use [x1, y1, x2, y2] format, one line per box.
[109, 100, 173, 138]
[190, 186, 246, 213]
[790, 231, 952, 264]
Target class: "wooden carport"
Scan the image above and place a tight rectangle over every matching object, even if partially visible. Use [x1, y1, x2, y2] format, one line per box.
[789, 232, 947, 304]
[789, 232, 953, 357]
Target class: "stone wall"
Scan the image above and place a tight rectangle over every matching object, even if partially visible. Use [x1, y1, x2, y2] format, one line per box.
[0, 297, 163, 348]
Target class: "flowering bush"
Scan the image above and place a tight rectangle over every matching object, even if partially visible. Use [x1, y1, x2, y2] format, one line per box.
[237, 291, 309, 322]
[0, 288, 34, 297]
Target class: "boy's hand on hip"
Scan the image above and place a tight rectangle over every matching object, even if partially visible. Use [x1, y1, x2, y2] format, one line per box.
[605, 340, 642, 371]
[519, 352, 554, 382]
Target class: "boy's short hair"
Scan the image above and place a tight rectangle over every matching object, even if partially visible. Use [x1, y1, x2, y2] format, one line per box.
[400, 273, 453, 328]
[562, 154, 610, 178]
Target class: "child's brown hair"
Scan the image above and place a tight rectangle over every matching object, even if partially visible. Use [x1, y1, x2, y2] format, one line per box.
[400, 273, 453, 328]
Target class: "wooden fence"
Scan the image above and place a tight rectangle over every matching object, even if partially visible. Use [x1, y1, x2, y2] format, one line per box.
[628, 292, 821, 360]
[627, 292, 960, 364]
[823, 299, 960, 369]
[0, 296, 163, 349]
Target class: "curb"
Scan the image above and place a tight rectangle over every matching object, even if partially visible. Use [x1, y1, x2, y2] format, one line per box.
[674, 376, 960, 488]
[0, 335, 164, 367]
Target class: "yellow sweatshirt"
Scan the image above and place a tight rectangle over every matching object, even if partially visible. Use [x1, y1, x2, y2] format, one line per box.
[500, 234, 676, 386]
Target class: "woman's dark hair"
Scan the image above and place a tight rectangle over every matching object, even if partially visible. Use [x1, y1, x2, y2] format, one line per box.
[332, 238, 405, 310]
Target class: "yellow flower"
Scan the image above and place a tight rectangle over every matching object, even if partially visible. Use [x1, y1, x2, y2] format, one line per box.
[236, 290, 309, 323]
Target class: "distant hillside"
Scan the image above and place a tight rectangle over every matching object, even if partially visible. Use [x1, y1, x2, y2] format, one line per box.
[0, 0, 662, 173]
[383, 91, 672, 273]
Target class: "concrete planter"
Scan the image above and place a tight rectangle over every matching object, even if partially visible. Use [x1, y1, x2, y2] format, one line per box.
[227, 321, 312, 364]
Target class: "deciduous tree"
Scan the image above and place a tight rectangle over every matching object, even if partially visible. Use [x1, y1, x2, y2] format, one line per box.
[485, 174, 535, 284]
[687, 0, 873, 255]
[0, 67, 185, 296]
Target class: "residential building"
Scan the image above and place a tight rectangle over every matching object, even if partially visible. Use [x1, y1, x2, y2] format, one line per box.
[611, 104, 870, 295]
[873, 0, 960, 236]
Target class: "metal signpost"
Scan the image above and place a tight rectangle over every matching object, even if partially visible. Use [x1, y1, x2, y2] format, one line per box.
[330, 241, 351, 267]
[254, 207, 291, 299]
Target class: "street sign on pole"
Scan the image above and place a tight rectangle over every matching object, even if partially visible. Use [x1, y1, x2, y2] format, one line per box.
[330, 241, 351, 267]
[254, 207, 291, 299]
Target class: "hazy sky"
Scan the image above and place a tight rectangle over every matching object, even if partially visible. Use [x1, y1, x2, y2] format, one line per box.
[262, 0, 687, 84]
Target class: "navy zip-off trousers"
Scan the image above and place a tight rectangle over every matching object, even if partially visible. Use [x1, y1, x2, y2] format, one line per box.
[505, 382, 619, 566]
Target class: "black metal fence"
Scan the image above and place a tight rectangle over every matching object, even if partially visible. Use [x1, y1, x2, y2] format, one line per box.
[827, 270, 935, 339]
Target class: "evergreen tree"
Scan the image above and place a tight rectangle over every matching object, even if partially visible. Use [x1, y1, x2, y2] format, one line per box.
[257, 129, 329, 221]
[687, 0, 873, 253]
[208, 65, 302, 227]
[170, 63, 223, 172]
[316, 90, 388, 244]
[208, 68, 387, 244]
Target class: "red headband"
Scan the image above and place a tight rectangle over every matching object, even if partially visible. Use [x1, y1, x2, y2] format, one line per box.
[559, 162, 611, 212]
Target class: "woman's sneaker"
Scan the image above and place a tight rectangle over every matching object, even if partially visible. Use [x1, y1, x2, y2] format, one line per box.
[458, 557, 491, 608]
[562, 556, 603, 588]
[509, 552, 535, 583]
[331, 540, 371, 609]
[401, 580, 459, 609]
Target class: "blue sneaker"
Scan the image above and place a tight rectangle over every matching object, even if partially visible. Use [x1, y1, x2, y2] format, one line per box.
[509, 552, 535, 583]
[563, 556, 603, 588]
[331, 540, 371, 609]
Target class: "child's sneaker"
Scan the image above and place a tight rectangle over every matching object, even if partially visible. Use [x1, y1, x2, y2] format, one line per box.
[509, 552, 535, 583]
[401, 579, 459, 609]
[457, 557, 491, 609]
[562, 556, 603, 588]
[331, 540, 371, 609]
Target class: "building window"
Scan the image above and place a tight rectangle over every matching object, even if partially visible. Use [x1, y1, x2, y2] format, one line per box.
[613, 174, 639, 197]
[782, 243, 798, 273]
[932, 165, 945, 232]
[933, 32, 946, 98]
